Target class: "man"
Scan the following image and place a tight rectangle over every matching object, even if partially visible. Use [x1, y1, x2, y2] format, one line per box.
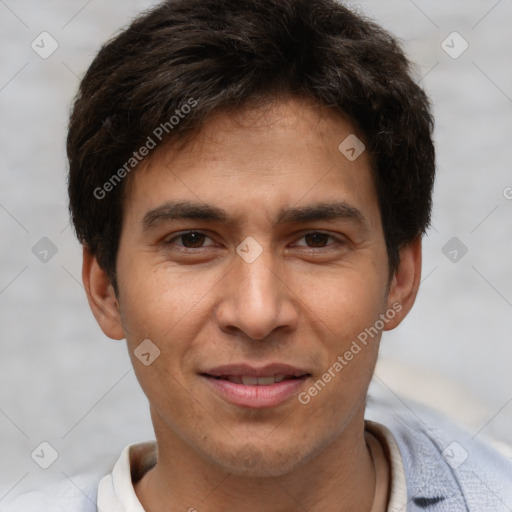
[5, 0, 511, 510]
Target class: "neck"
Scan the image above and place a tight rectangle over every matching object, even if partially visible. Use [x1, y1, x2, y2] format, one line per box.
[135, 410, 377, 512]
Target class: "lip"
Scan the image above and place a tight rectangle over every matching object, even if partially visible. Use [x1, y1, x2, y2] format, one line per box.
[200, 363, 311, 409]
[202, 363, 309, 378]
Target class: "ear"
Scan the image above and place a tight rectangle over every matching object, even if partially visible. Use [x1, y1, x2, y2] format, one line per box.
[384, 236, 422, 331]
[82, 246, 125, 340]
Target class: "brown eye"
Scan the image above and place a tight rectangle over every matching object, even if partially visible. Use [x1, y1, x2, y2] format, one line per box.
[304, 232, 331, 247]
[165, 231, 214, 249]
[179, 232, 207, 248]
[292, 231, 346, 251]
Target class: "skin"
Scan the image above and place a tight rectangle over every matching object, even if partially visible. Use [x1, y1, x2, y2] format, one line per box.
[83, 97, 422, 512]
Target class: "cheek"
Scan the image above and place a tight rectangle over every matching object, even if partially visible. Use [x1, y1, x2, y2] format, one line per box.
[298, 280, 383, 422]
[119, 262, 207, 336]
[295, 267, 387, 337]
[118, 266, 221, 400]
[293, 268, 386, 405]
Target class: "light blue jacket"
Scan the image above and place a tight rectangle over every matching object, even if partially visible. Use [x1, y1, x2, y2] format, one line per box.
[365, 399, 512, 511]
[4, 402, 511, 511]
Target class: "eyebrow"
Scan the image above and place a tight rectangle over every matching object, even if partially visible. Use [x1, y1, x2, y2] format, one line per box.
[141, 200, 368, 232]
[142, 201, 231, 231]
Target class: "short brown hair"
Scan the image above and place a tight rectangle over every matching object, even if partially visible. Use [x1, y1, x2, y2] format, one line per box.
[67, 0, 435, 286]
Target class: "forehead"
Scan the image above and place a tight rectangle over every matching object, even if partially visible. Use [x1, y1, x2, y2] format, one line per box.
[122, 97, 380, 231]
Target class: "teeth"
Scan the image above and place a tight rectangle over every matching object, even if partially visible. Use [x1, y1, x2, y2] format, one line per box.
[257, 376, 276, 386]
[241, 376, 259, 385]
[221, 374, 294, 385]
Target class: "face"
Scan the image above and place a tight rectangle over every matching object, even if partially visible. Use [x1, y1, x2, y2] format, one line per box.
[84, 97, 420, 477]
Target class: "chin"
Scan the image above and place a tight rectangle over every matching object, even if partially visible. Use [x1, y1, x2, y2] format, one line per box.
[208, 440, 314, 478]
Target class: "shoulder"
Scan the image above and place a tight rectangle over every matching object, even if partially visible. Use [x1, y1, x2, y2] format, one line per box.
[366, 397, 512, 511]
[2, 472, 99, 512]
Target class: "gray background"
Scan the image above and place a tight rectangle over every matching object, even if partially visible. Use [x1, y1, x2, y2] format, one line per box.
[1, 0, 511, 501]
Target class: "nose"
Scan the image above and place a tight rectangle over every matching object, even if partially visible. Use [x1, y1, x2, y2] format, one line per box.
[215, 246, 299, 341]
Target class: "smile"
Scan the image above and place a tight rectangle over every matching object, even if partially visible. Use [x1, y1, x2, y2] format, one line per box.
[206, 374, 303, 385]
[202, 375, 310, 409]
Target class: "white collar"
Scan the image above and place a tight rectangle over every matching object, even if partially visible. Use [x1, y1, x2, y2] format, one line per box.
[96, 423, 407, 512]
[97, 441, 156, 512]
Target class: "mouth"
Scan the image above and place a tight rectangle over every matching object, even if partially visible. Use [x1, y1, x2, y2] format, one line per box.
[200, 364, 311, 408]
[203, 374, 306, 385]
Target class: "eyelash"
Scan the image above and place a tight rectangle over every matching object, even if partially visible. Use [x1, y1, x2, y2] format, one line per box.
[163, 230, 345, 251]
